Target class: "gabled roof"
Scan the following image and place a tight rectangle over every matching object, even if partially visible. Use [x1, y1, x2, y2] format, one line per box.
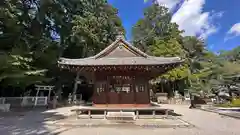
[58, 35, 183, 66]
[93, 36, 149, 59]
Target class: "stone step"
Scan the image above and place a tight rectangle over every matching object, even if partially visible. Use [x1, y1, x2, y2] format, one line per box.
[106, 111, 135, 120]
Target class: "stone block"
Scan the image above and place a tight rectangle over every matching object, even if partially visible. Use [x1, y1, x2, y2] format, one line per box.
[106, 111, 135, 120]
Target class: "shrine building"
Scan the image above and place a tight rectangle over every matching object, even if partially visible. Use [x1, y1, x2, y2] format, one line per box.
[58, 35, 183, 107]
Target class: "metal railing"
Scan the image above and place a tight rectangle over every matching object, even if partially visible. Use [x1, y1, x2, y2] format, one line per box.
[0, 97, 48, 107]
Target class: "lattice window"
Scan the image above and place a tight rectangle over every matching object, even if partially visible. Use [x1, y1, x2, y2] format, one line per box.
[136, 85, 145, 92]
[109, 84, 131, 93]
[109, 84, 114, 92]
[121, 84, 131, 93]
[96, 83, 105, 93]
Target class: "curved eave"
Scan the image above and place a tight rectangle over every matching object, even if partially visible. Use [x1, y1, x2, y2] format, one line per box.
[58, 62, 182, 68]
[58, 57, 184, 67]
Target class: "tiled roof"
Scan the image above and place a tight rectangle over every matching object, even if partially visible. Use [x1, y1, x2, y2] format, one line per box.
[58, 56, 182, 66]
[58, 36, 183, 66]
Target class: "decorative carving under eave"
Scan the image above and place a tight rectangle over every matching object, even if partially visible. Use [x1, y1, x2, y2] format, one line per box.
[57, 63, 179, 73]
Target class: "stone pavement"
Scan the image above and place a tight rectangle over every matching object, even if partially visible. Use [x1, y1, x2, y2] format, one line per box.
[43, 106, 79, 117]
[160, 104, 240, 135]
[45, 117, 191, 128]
[0, 110, 67, 135]
[0, 105, 240, 135]
[58, 105, 240, 135]
[0, 106, 79, 135]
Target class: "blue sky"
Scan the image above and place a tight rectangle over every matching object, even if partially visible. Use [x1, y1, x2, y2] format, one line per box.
[108, 0, 240, 52]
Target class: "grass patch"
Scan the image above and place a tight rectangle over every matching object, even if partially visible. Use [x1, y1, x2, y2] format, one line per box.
[215, 99, 240, 108]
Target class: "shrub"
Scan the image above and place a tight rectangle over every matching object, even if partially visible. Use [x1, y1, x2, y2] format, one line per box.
[215, 98, 240, 107]
[232, 98, 240, 106]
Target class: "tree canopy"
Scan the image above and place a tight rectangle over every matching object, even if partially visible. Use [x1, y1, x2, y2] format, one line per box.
[0, 1, 239, 97]
[132, 4, 188, 82]
[0, 0, 124, 93]
[132, 3, 240, 95]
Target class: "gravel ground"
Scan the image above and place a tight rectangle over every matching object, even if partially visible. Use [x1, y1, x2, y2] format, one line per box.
[1, 105, 240, 135]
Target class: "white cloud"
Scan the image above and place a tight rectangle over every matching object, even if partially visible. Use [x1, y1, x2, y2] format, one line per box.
[227, 23, 240, 36]
[156, 0, 180, 10]
[156, 0, 223, 39]
[224, 23, 240, 41]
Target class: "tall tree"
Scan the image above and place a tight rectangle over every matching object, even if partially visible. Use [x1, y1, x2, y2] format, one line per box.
[132, 5, 182, 53]
[0, 0, 125, 96]
[0, 0, 58, 89]
[132, 4, 188, 82]
[58, 0, 125, 58]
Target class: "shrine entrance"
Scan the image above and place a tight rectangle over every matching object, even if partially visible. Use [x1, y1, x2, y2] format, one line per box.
[108, 76, 135, 104]
[93, 73, 150, 106]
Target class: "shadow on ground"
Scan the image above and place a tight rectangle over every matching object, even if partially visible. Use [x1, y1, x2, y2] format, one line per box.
[0, 108, 71, 135]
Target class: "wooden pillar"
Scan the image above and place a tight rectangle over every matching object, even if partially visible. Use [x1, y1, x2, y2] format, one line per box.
[92, 72, 96, 105]
[133, 77, 136, 106]
[147, 81, 150, 103]
[73, 72, 80, 103]
[106, 75, 109, 106]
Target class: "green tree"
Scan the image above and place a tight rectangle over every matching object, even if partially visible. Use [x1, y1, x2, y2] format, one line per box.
[219, 46, 240, 63]
[132, 4, 188, 82]
[59, 0, 125, 58]
[0, 0, 125, 96]
[132, 5, 182, 54]
[0, 0, 57, 88]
